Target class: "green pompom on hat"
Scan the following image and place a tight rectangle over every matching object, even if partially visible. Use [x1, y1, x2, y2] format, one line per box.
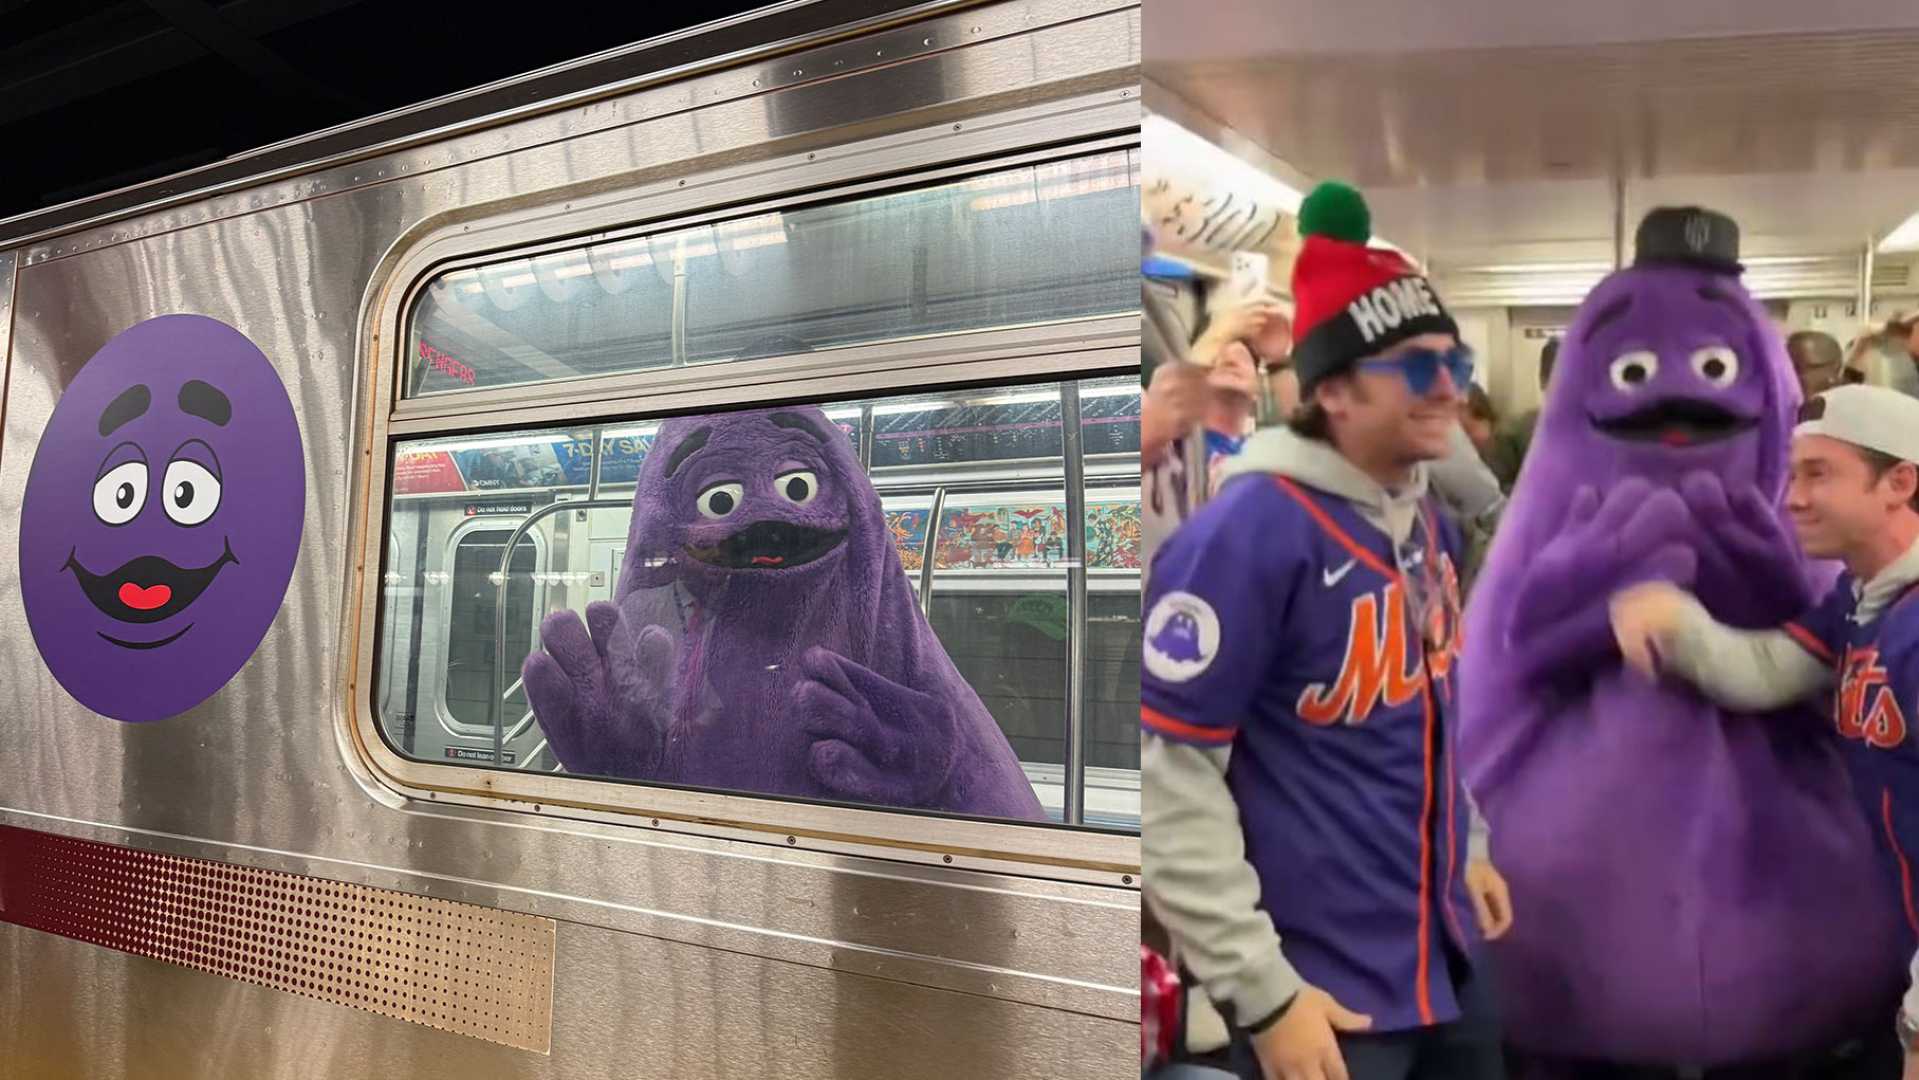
[1290, 179, 1457, 393]
[1297, 180, 1371, 244]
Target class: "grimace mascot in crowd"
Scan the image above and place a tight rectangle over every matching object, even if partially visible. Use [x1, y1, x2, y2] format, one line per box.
[1457, 208, 1908, 1070]
[521, 405, 1046, 820]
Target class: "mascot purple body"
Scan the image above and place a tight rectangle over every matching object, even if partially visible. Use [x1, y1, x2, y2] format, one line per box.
[1458, 210, 1905, 1066]
[523, 405, 1045, 820]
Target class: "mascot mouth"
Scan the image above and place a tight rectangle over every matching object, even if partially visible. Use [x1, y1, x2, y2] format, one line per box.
[64, 541, 237, 627]
[1590, 398, 1757, 447]
[685, 520, 846, 570]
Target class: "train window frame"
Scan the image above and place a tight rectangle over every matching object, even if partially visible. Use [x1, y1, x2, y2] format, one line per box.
[345, 94, 1142, 884]
[382, 134, 1141, 436]
[403, 152, 1138, 398]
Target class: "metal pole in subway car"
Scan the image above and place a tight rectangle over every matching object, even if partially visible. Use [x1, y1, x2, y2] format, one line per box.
[1061, 382, 1089, 826]
[490, 426, 606, 770]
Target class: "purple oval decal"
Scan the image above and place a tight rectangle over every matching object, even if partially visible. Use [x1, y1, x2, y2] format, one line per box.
[19, 315, 305, 723]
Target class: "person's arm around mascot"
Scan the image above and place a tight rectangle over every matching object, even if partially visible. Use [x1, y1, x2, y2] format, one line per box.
[1514, 466, 1816, 689]
[1608, 580, 1829, 714]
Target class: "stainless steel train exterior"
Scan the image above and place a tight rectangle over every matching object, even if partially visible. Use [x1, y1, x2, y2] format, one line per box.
[0, 2, 1144, 1077]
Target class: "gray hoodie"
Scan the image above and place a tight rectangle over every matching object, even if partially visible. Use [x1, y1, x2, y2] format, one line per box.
[1143, 426, 1491, 1032]
[1657, 535, 1919, 710]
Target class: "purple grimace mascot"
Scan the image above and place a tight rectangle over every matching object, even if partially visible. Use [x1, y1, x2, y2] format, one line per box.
[1458, 208, 1905, 1068]
[522, 405, 1045, 820]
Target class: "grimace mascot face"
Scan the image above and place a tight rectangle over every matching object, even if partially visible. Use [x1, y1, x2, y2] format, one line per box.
[1543, 262, 1795, 501]
[640, 410, 852, 588]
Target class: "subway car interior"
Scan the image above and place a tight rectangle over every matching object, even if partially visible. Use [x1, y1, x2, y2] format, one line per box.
[1143, 1, 1919, 418]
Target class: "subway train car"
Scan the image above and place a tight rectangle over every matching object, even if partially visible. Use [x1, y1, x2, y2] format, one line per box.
[0, 2, 1143, 1077]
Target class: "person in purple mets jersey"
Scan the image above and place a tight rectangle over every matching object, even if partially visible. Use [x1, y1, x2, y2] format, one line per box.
[1459, 208, 1906, 1078]
[18, 315, 305, 724]
[1144, 181, 1513, 1080]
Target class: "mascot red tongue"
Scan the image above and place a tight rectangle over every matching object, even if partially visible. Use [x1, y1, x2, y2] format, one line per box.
[1458, 208, 1904, 1066]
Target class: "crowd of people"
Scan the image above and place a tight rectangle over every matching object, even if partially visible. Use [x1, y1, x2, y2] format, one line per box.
[1139, 182, 1919, 1080]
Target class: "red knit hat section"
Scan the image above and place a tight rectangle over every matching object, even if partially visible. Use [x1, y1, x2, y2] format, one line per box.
[1292, 234, 1416, 345]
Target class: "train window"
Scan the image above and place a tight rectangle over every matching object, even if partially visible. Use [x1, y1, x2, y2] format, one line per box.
[405, 149, 1139, 396]
[374, 378, 1140, 829]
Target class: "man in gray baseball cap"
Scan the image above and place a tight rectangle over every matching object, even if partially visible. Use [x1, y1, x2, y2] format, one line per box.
[1611, 383, 1919, 1077]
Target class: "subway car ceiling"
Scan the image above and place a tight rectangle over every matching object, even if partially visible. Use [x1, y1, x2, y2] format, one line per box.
[1144, 2, 1919, 410]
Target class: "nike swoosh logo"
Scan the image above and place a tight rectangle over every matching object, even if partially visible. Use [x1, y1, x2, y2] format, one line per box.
[1322, 559, 1357, 588]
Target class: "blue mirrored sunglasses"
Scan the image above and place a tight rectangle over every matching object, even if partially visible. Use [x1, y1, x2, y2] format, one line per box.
[1359, 346, 1476, 397]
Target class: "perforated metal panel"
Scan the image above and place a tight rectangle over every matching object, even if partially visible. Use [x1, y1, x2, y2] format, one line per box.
[0, 825, 555, 1053]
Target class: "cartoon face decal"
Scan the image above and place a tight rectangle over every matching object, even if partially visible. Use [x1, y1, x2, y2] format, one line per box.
[19, 315, 305, 723]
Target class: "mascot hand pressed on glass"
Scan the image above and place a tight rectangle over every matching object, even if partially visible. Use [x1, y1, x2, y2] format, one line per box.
[522, 405, 1045, 820]
[1458, 208, 1904, 1067]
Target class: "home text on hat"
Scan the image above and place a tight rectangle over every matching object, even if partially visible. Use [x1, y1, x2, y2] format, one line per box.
[1288, 181, 1460, 393]
[1350, 277, 1446, 345]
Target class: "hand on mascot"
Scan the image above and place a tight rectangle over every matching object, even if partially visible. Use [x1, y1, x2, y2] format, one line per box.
[1465, 858, 1514, 940]
[1508, 478, 1698, 685]
[1251, 986, 1373, 1080]
[1609, 581, 1698, 680]
[1678, 470, 1814, 625]
[795, 647, 958, 808]
[1905, 1048, 1919, 1080]
[522, 601, 674, 777]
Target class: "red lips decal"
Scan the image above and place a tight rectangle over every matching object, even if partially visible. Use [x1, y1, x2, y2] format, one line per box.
[118, 583, 173, 610]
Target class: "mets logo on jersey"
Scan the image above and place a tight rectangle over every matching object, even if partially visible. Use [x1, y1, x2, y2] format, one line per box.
[1296, 554, 1463, 726]
[1144, 591, 1222, 683]
[1836, 645, 1909, 749]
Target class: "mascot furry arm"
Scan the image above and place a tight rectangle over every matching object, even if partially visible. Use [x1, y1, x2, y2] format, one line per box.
[522, 406, 1046, 821]
[1457, 209, 1905, 1066]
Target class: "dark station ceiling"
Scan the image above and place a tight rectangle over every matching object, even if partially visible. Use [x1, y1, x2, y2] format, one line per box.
[0, 0, 816, 223]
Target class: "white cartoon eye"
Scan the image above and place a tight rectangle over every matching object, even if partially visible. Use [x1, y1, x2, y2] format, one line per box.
[1609, 350, 1658, 391]
[92, 461, 148, 526]
[775, 470, 819, 505]
[162, 459, 222, 526]
[696, 481, 745, 519]
[1691, 345, 1739, 389]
